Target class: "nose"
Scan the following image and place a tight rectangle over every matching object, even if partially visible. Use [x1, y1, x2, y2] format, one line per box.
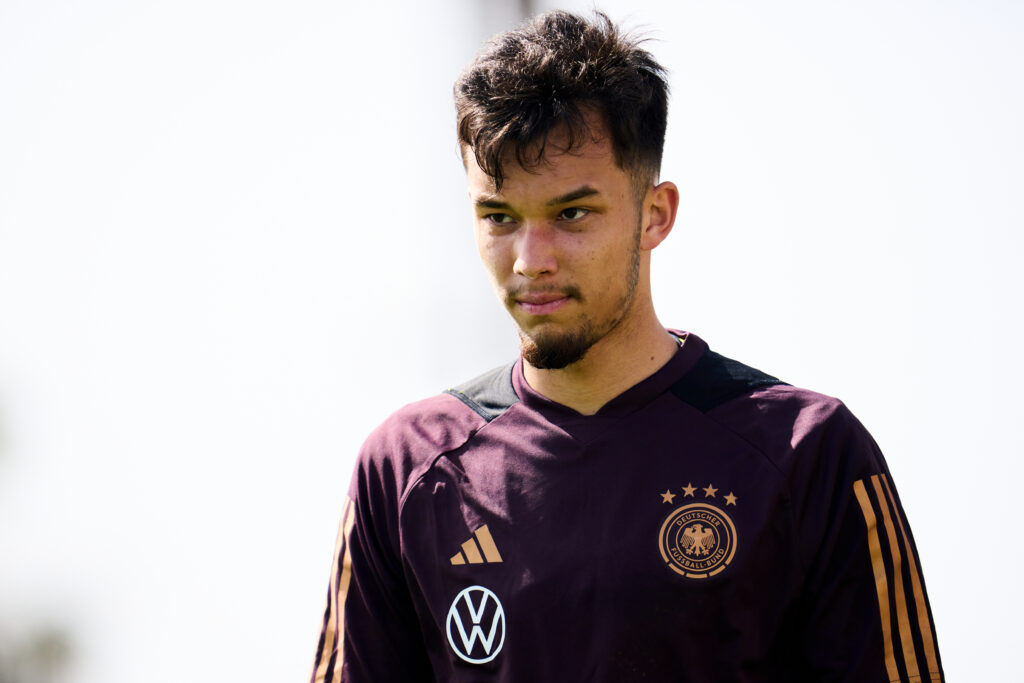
[512, 221, 558, 280]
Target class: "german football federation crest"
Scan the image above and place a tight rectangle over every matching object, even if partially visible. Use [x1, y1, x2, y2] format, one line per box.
[657, 483, 738, 579]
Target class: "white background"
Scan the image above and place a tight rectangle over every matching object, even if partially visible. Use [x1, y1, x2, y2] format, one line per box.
[0, 1, 1020, 681]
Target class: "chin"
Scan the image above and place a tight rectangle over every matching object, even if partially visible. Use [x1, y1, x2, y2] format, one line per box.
[518, 326, 594, 370]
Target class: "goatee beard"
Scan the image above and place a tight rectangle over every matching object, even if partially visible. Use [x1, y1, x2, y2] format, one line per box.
[518, 324, 594, 370]
[505, 285, 589, 370]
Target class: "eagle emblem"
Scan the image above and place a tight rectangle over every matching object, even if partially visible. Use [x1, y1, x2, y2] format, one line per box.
[658, 503, 737, 579]
[681, 524, 715, 557]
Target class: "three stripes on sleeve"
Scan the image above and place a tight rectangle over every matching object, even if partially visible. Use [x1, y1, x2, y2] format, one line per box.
[853, 475, 942, 683]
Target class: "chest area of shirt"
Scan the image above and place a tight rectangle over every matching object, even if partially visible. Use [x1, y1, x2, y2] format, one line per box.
[404, 442, 790, 583]
[398, 432, 800, 672]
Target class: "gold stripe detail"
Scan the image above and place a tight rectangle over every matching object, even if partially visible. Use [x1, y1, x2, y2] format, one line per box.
[461, 538, 484, 564]
[450, 552, 466, 565]
[872, 475, 921, 681]
[330, 499, 358, 683]
[882, 474, 942, 683]
[474, 525, 503, 563]
[312, 498, 353, 683]
[854, 480, 900, 683]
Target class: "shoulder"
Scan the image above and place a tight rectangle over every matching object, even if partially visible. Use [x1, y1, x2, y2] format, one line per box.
[670, 344, 844, 433]
[674, 346, 878, 478]
[678, 345, 893, 568]
[354, 362, 518, 503]
[443, 361, 519, 423]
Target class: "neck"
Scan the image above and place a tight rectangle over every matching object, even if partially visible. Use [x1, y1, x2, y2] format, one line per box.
[522, 303, 678, 415]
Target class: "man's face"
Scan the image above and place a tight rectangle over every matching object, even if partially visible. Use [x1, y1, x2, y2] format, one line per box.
[467, 120, 645, 369]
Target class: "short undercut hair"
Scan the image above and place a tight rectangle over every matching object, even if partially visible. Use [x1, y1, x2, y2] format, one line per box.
[454, 10, 669, 197]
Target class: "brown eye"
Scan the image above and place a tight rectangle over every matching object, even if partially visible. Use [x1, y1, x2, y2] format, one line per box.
[486, 213, 515, 225]
[558, 207, 589, 221]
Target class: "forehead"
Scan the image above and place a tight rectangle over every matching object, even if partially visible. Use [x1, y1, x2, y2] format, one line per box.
[466, 123, 628, 202]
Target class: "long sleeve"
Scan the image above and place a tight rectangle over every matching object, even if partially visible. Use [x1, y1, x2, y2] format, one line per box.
[791, 403, 944, 682]
[309, 463, 434, 682]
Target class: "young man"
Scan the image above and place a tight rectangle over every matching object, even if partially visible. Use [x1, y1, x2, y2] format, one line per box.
[310, 11, 943, 682]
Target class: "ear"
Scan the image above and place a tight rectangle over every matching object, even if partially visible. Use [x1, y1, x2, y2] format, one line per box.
[640, 181, 679, 251]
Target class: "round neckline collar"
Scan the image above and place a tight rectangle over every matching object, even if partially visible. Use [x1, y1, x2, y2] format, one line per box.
[511, 330, 708, 420]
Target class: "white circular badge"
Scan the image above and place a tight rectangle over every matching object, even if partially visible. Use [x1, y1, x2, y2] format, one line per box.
[446, 585, 506, 664]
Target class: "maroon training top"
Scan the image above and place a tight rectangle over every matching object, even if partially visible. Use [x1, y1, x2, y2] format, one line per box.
[310, 332, 943, 682]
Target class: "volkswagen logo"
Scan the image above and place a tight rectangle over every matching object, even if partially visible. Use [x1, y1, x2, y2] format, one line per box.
[446, 585, 506, 664]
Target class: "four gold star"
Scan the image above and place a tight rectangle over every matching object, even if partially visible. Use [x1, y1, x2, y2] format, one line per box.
[661, 483, 737, 506]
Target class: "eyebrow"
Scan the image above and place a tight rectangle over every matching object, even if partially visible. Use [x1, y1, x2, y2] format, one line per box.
[547, 186, 599, 206]
[474, 185, 601, 210]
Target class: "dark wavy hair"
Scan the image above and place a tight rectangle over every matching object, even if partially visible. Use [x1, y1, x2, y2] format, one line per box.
[454, 10, 669, 197]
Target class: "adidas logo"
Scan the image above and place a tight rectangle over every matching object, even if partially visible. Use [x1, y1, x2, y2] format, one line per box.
[450, 525, 503, 565]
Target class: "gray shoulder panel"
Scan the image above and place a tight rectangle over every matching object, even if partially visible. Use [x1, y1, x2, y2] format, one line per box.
[670, 348, 787, 413]
[444, 362, 519, 423]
